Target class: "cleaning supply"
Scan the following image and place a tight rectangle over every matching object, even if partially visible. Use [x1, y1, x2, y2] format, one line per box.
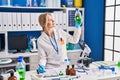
[16, 56, 26, 80]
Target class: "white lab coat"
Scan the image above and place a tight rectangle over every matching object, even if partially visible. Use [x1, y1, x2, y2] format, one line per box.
[37, 27, 81, 68]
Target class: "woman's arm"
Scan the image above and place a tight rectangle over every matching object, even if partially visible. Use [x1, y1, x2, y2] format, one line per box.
[62, 27, 82, 44]
[38, 41, 47, 67]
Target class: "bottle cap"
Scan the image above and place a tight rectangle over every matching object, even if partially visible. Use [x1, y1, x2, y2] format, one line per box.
[18, 56, 24, 59]
[72, 65, 74, 68]
[18, 58, 22, 62]
[10, 72, 14, 76]
[67, 65, 69, 68]
[75, 8, 79, 11]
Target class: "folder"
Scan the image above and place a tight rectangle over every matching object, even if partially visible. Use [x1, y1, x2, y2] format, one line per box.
[53, 11, 59, 28]
[16, 13, 22, 30]
[54, 0, 60, 7]
[30, 13, 35, 30]
[21, 12, 30, 30]
[7, 12, 13, 31]
[58, 11, 63, 29]
[12, 12, 17, 31]
[0, 12, 2, 31]
[46, 0, 53, 7]
[62, 13, 67, 30]
[35, 13, 42, 30]
[2, 12, 8, 31]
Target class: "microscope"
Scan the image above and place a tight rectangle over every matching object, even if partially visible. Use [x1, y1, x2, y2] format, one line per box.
[77, 41, 92, 68]
[30, 37, 38, 53]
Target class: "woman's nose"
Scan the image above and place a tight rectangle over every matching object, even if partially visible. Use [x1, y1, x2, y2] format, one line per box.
[52, 19, 54, 22]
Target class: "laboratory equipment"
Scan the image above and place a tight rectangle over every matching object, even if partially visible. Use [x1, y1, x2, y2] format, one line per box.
[75, 8, 82, 28]
[0, 58, 12, 65]
[66, 0, 74, 7]
[1, 0, 13, 6]
[30, 37, 38, 52]
[39, 0, 46, 7]
[77, 41, 92, 68]
[33, 0, 38, 7]
[26, 0, 32, 7]
[66, 65, 70, 75]
[16, 56, 26, 80]
[70, 65, 76, 76]
[7, 69, 17, 80]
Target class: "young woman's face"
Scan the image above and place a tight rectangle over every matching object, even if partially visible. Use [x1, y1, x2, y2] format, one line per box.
[47, 15, 55, 28]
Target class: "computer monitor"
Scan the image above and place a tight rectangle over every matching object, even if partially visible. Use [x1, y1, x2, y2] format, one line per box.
[0, 34, 5, 51]
[8, 34, 28, 53]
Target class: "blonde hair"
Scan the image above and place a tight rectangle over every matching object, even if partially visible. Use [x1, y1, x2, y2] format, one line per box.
[38, 13, 51, 31]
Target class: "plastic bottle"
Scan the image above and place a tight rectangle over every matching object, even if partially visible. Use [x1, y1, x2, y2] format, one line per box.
[26, 0, 32, 7]
[16, 56, 26, 80]
[39, 0, 46, 7]
[33, 0, 38, 7]
[75, 8, 82, 28]
[1, 0, 13, 6]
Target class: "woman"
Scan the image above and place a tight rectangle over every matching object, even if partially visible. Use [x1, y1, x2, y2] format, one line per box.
[37, 13, 82, 73]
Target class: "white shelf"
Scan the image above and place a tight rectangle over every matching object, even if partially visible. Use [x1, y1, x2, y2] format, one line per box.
[0, 52, 38, 59]
[0, 63, 30, 68]
[67, 49, 82, 53]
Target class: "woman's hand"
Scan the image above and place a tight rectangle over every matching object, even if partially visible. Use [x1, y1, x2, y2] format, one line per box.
[37, 65, 46, 73]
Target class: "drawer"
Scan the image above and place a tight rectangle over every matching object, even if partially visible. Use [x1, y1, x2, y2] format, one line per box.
[67, 52, 81, 60]
[30, 63, 38, 70]
[30, 55, 39, 63]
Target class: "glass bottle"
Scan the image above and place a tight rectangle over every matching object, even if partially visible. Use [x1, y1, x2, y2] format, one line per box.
[8, 72, 17, 80]
[66, 65, 70, 75]
[70, 65, 76, 76]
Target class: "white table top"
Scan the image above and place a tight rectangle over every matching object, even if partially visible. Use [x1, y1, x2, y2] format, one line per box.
[2, 62, 120, 80]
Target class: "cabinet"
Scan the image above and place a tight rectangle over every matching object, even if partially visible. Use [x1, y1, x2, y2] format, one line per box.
[0, 7, 84, 73]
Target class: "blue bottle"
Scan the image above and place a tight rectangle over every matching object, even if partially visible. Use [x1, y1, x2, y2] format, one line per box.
[16, 56, 26, 80]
